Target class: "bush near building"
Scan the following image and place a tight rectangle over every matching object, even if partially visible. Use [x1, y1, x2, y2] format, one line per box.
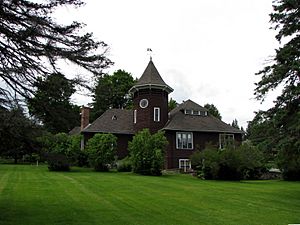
[191, 142, 266, 180]
[129, 129, 168, 176]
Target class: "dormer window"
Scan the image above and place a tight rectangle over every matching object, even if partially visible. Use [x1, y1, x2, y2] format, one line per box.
[184, 109, 192, 115]
[184, 109, 207, 116]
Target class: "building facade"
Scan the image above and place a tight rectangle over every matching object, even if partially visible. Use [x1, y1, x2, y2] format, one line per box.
[80, 59, 244, 170]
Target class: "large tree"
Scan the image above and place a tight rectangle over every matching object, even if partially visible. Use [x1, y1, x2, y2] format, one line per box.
[0, 0, 112, 98]
[91, 70, 135, 120]
[27, 73, 80, 133]
[204, 103, 222, 120]
[0, 106, 42, 163]
[252, 0, 300, 180]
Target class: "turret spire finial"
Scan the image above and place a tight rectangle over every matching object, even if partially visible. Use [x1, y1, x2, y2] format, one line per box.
[147, 48, 152, 61]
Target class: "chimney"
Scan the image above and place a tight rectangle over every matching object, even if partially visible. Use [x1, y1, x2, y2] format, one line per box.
[80, 106, 90, 131]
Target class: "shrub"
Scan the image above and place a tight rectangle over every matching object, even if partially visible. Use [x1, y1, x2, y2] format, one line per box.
[38, 133, 86, 171]
[218, 148, 242, 180]
[190, 142, 266, 180]
[277, 144, 300, 180]
[46, 152, 70, 171]
[86, 133, 117, 171]
[117, 157, 132, 172]
[68, 134, 88, 167]
[42, 133, 71, 171]
[129, 129, 168, 176]
[239, 141, 267, 179]
[191, 146, 220, 179]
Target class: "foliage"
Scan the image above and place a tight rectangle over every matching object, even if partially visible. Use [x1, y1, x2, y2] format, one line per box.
[0, 106, 42, 163]
[168, 98, 177, 111]
[239, 141, 267, 179]
[38, 133, 83, 171]
[252, 0, 300, 180]
[129, 129, 168, 176]
[0, 0, 112, 98]
[42, 133, 71, 171]
[246, 112, 278, 161]
[191, 143, 266, 180]
[204, 103, 222, 120]
[85, 133, 117, 171]
[231, 119, 240, 129]
[191, 146, 220, 179]
[117, 157, 132, 172]
[91, 70, 136, 120]
[28, 73, 80, 133]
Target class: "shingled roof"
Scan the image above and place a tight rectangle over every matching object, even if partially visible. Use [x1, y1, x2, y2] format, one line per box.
[130, 59, 173, 93]
[164, 100, 244, 134]
[68, 126, 81, 135]
[82, 109, 134, 134]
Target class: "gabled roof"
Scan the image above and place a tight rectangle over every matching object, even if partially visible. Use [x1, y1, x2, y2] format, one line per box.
[130, 59, 173, 93]
[82, 109, 134, 134]
[169, 99, 208, 116]
[164, 99, 244, 134]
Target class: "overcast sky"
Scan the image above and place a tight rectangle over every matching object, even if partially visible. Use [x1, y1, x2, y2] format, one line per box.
[56, 0, 279, 129]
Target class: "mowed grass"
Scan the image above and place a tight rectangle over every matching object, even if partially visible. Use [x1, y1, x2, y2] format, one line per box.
[0, 165, 299, 225]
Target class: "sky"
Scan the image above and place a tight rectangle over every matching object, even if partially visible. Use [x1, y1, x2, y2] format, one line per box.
[55, 0, 280, 129]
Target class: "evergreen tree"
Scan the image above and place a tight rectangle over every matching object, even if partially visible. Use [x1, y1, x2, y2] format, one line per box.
[27, 73, 80, 133]
[168, 98, 177, 112]
[0, 106, 42, 163]
[253, 0, 300, 180]
[231, 119, 240, 129]
[204, 103, 222, 120]
[0, 0, 112, 98]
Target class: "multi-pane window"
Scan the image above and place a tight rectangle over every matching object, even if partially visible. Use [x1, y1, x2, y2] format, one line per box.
[176, 132, 193, 149]
[154, 107, 160, 122]
[179, 159, 191, 172]
[219, 133, 234, 149]
[184, 109, 207, 116]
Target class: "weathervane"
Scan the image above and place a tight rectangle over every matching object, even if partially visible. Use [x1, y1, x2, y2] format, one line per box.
[147, 48, 152, 61]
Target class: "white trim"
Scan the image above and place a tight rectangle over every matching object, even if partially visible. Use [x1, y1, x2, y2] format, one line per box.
[176, 132, 193, 149]
[179, 159, 191, 172]
[139, 99, 149, 108]
[134, 110, 137, 124]
[154, 107, 160, 122]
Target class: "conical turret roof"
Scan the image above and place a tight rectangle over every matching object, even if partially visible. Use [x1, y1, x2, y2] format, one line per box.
[130, 59, 173, 93]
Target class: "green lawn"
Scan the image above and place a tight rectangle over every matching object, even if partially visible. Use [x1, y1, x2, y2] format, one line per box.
[0, 165, 299, 225]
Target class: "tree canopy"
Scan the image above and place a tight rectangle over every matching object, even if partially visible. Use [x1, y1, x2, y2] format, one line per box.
[204, 103, 222, 120]
[250, 0, 300, 180]
[91, 70, 136, 120]
[0, 106, 42, 163]
[168, 98, 177, 112]
[27, 73, 80, 133]
[0, 0, 112, 98]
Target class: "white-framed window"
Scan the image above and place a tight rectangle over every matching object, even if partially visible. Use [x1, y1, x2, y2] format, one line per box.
[219, 133, 234, 149]
[179, 159, 191, 172]
[184, 109, 207, 116]
[185, 109, 192, 115]
[139, 99, 149, 108]
[134, 110, 137, 124]
[154, 107, 160, 122]
[176, 132, 193, 149]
